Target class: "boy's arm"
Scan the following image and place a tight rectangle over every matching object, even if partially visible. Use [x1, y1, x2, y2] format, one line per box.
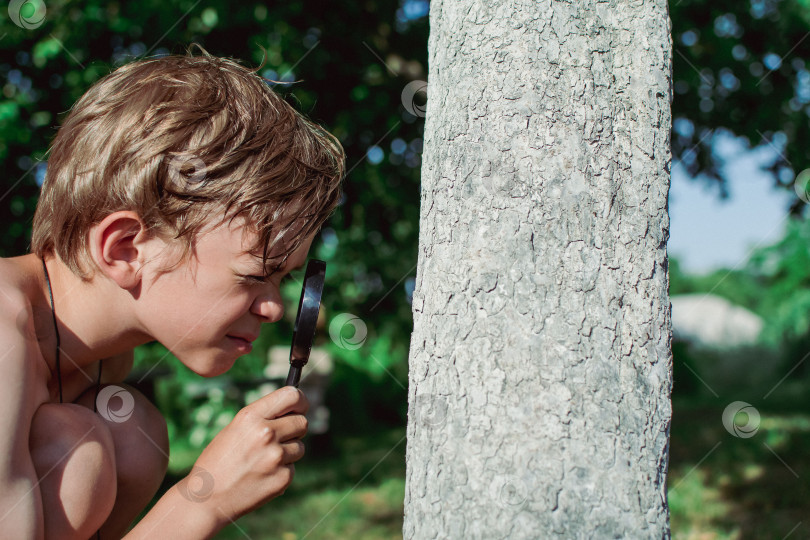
[0, 305, 47, 540]
[123, 482, 226, 539]
[125, 387, 309, 539]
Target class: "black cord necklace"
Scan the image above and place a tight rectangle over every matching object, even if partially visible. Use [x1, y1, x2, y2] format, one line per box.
[40, 257, 103, 410]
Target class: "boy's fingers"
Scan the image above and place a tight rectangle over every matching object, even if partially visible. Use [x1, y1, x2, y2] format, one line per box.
[251, 386, 309, 420]
[281, 439, 306, 464]
[269, 413, 308, 443]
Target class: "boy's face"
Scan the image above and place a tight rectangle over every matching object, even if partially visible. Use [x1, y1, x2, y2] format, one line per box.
[136, 216, 315, 377]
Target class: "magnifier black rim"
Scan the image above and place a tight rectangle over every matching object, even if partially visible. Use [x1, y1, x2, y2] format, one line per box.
[289, 259, 325, 365]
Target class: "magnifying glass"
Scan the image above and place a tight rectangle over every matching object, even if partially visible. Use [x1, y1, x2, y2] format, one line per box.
[285, 259, 326, 388]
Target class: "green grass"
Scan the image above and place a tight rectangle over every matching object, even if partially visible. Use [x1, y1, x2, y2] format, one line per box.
[226, 477, 405, 540]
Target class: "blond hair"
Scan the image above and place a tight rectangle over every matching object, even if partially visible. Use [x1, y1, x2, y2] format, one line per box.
[32, 47, 345, 280]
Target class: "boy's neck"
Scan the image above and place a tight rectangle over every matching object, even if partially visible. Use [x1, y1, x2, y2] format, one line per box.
[30, 253, 151, 376]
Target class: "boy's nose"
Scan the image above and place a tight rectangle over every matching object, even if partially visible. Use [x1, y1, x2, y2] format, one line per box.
[251, 292, 284, 324]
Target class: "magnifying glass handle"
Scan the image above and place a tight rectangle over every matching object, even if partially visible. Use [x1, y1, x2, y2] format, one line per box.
[286, 364, 303, 388]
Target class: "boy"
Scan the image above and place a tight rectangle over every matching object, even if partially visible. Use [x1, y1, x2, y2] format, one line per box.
[0, 48, 345, 539]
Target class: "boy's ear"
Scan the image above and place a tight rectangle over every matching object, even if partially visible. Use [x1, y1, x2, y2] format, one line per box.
[89, 211, 155, 289]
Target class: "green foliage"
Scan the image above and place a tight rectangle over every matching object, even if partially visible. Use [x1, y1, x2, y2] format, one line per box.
[746, 217, 810, 345]
[671, 0, 810, 214]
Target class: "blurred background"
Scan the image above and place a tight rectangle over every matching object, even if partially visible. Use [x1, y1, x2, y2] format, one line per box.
[1, 0, 808, 538]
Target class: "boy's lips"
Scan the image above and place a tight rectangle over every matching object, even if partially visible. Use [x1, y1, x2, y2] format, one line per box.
[226, 334, 255, 353]
[227, 333, 259, 343]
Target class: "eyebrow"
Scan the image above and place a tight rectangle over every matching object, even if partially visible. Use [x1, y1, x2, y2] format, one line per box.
[249, 250, 305, 271]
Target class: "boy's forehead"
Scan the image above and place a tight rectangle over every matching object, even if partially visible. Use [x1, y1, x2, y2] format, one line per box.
[245, 232, 315, 272]
[229, 218, 298, 256]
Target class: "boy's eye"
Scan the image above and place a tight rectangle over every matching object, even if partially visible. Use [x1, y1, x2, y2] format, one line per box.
[240, 274, 294, 285]
[240, 274, 268, 284]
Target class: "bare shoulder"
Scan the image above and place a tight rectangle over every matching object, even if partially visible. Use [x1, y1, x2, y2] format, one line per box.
[0, 257, 29, 310]
[0, 257, 41, 357]
[0, 257, 50, 473]
[0, 256, 47, 359]
[0, 255, 50, 389]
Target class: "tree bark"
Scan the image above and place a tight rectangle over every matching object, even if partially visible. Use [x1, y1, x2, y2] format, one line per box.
[404, 0, 673, 538]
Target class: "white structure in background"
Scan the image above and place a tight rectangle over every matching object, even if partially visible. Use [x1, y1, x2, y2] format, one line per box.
[670, 293, 764, 350]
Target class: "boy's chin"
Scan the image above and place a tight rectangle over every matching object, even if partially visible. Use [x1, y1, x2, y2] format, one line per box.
[176, 351, 237, 378]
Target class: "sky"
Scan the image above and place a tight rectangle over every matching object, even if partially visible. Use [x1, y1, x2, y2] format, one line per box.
[667, 132, 797, 275]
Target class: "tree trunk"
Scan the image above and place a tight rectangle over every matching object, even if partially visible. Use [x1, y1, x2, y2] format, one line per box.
[404, 0, 673, 538]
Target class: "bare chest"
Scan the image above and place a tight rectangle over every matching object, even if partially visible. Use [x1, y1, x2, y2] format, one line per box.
[44, 358, 105, 404]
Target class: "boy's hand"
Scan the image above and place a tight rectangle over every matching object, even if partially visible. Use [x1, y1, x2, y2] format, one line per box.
[181, 386, 309, 524]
